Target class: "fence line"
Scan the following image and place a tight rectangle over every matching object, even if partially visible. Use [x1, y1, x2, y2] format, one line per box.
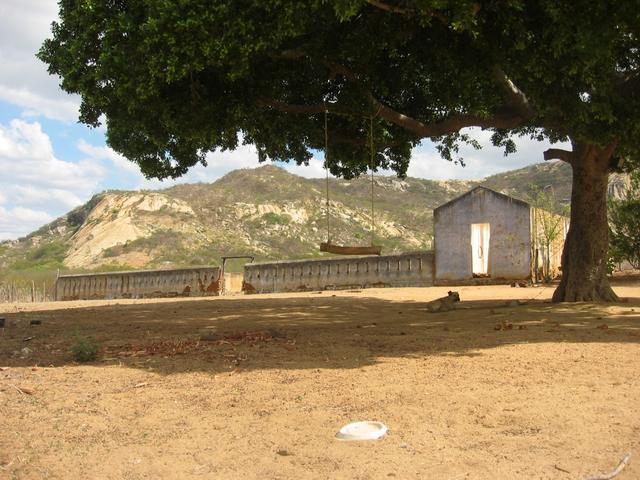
[0, 281, 54, 303]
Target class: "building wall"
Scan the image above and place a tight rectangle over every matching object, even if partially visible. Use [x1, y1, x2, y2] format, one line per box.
[434, 188, 532, 283]
[243, 251, 434, 294]
[55, 266, 221, 300]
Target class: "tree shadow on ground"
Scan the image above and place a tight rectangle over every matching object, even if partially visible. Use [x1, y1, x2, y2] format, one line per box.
[2, 292, 639, 375]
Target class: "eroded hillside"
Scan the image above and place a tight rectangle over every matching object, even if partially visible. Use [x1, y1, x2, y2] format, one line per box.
[0, 162, 579, 275]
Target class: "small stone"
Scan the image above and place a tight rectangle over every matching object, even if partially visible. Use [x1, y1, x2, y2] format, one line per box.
[20, 347, 33, 358]
[276, 449, 293, 456]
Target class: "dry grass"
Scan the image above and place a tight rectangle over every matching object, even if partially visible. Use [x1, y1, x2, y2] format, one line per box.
[1, 283, 639, 479]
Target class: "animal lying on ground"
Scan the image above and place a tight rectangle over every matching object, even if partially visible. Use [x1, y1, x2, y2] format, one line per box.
[426, 291, 460, 313]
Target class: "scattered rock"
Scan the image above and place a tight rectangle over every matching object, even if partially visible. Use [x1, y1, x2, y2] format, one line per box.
[20, 347, 33, 358]
[23, 336, 34, 342]
[13, 385, 35, 395]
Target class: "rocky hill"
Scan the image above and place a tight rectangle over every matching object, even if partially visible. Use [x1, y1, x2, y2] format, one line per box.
[0, 161, 579, 276]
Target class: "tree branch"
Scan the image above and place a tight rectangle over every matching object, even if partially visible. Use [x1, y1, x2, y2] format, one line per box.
[366, 0, 409, 14]
[266, 55, 532, 139]
[544, 148, 574, 164]
[492, 65, 534, 119]
[365, 1, 483, 26]
[262, 97, 528, 138]
[367, 0, 449, 24]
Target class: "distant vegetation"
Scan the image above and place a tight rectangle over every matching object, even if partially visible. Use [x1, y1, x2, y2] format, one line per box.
[0, 162, 581, 284]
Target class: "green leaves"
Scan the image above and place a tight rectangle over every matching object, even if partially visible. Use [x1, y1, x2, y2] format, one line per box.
[39, 0, 640, 179]
[609, 171, 640, 269]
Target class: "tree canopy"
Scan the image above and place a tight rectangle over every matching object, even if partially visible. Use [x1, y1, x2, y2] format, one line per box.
[40, 0, 640, 301]
[40, 1, 640, 178]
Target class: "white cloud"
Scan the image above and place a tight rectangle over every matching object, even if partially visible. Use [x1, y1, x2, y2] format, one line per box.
[0, 119, 105, 240]
[278, 156, 327, 179]
[0, 0, 80, 121]
[408, 128, 570, 180]
[0, 205, 53, 239]
[77, 139, 140, 175]
[11, 185, 83, 209]
[0, 120, 103, 190]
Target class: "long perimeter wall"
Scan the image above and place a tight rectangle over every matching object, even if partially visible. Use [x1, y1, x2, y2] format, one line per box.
[56, 266, 221, 301]
[243, 251, 434, 294]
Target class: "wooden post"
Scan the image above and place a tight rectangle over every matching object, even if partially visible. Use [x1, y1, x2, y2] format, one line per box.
[31, 280, 35, 303]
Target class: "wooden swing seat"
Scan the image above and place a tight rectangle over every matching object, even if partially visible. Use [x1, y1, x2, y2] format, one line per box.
[320, 242, 382, 256]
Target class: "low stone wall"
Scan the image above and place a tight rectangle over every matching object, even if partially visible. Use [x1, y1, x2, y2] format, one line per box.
[243, 251, 434, 294]
[55, 266, 221, 301]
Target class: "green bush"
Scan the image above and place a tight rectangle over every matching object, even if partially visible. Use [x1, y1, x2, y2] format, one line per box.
[70, 335, 99, 362]
[9, 241, 67, 271]
[262, 212, 291, 225]
[608, 172, 640, 270]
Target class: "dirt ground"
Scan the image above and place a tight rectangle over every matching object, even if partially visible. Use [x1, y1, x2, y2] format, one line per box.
[1, 283, 639, 480]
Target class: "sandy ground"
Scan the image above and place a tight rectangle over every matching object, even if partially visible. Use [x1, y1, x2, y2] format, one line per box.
[1, 283, 639, 480]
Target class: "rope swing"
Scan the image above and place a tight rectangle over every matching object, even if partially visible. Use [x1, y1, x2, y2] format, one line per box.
[319, 111, 382, 256]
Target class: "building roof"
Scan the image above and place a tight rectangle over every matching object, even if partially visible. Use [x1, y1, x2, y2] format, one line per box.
[434, 186, 531, 214]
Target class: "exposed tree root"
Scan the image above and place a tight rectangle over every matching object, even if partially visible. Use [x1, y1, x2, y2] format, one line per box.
[552, 274, 619, 303]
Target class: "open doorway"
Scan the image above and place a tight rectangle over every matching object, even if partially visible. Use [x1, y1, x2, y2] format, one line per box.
[471, 223, 490, 277]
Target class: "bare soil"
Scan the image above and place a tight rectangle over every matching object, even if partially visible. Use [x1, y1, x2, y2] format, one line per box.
[1, 283, 639, 479]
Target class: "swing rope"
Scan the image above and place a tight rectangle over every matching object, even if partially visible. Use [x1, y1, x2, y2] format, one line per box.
[369, 115, 375, 246]
[320, 110, 381, 256]
[324, 109, 331, 244]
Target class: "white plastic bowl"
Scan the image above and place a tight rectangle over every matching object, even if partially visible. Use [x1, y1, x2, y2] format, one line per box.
[335, 421, 388, 441]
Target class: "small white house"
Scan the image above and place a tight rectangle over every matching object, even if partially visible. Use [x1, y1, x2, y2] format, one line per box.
[433, 186, 568, 284]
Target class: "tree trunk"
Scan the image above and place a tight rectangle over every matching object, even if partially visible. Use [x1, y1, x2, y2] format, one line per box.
[552, 142, 619, 302]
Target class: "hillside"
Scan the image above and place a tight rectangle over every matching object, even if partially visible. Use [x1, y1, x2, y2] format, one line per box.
[0, 161, 577, 277]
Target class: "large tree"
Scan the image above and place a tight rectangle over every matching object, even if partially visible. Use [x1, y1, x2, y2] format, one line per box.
[39, 0, 640, 301]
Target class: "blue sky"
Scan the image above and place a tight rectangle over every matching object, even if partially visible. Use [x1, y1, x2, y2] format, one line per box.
[0, 0, 565, 240]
